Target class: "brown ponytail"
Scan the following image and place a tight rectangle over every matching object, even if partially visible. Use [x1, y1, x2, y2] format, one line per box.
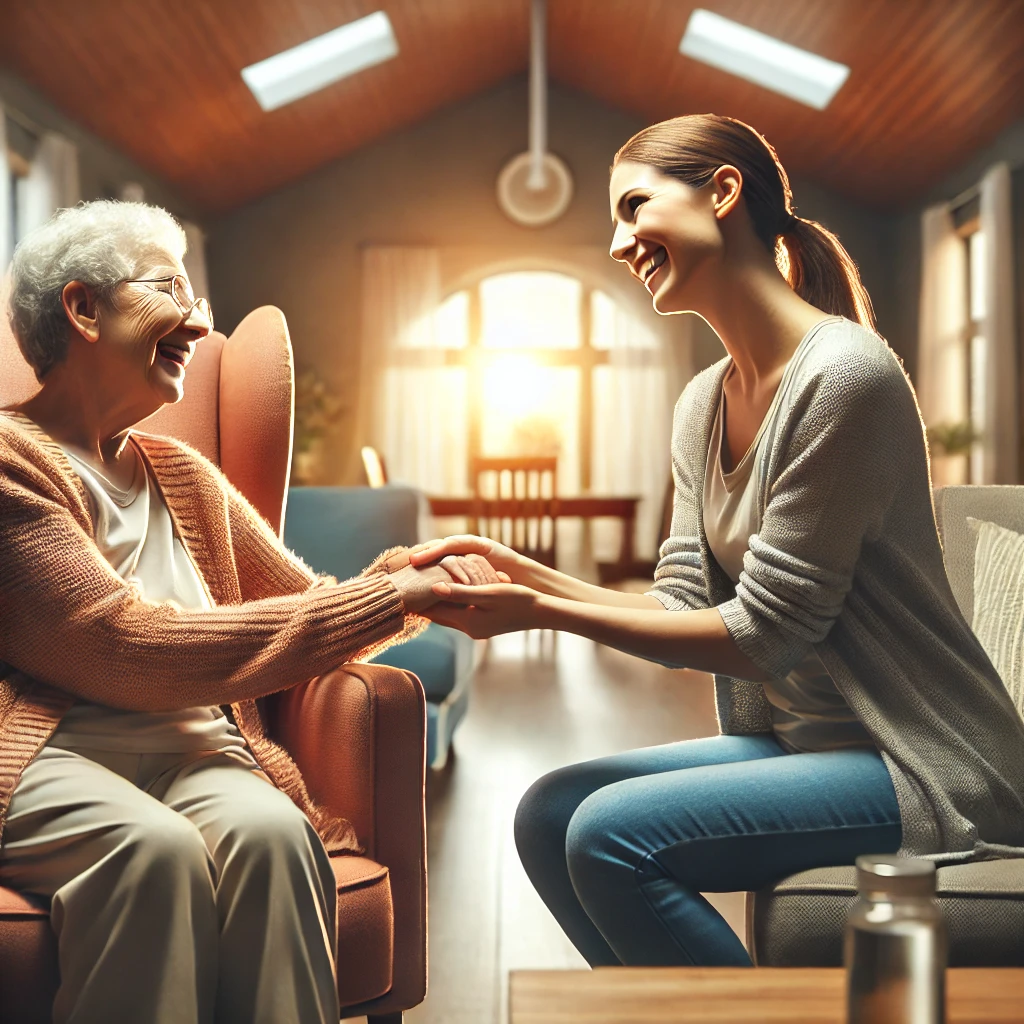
[781, 217, 876, 329]
[614, 114, 876, 330]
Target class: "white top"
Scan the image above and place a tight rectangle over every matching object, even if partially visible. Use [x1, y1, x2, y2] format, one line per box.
[703, 360, 872, 754]
[48, 438, 245, 753]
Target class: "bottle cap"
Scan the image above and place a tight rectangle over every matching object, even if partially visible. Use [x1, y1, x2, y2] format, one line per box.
[856, 855, 936, 898]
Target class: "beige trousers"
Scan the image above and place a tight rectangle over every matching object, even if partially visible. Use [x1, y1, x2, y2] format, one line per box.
[0, 745, 340, 1024]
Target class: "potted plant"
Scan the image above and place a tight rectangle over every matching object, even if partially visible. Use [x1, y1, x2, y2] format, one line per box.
[292, 369, 346, 485]
[926, 420, 982, 486]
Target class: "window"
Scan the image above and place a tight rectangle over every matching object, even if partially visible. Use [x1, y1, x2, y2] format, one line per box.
[953, 196, 986, 483]
[365, 249, 673, 562]
[435, 271, 663, 502]
[425, 271, 669, 562]
[5, 114, 35, 253]
[965, 226, 987, 484]
[5, 161, 15, 258]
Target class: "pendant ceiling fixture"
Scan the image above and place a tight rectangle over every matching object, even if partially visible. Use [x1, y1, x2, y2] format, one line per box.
[496, 0, 574, 228]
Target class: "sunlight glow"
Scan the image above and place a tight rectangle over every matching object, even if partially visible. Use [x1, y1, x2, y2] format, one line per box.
[481, 272, 581, 348]
[482, 355, 554, 420]
[478, 273, 583, 460]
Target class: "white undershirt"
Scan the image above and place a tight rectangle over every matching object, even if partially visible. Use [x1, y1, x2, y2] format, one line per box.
[48, 438, 245, 753]
[703, 355, 873, 754]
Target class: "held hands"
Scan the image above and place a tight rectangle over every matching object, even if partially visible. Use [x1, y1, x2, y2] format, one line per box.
[388, 552, 511, 614]
[423, 580, 544, 639]
[408, 535, 521, 582]
[391, 536, 544, 635]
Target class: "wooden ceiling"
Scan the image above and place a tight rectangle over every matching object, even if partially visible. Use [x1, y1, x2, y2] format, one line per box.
[1, 0, 1021, 213]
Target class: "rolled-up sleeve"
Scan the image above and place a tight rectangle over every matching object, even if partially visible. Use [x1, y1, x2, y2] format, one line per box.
[648, 534, 708, 611]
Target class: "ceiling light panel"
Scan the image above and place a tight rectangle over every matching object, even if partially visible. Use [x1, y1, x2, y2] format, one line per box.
[679, 9, 849, 110]
[242, 11, 399, 112]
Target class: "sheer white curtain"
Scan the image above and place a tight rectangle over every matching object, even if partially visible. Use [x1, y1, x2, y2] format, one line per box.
[917, 202, 968, 486]
[182, 221, 210, 301]
[0, 106, 12, 271]
[977, 162, 1019, 484]
[361, 246, 467, 496]
[590, 290, 673, 560]
[16, 132, 79, 236]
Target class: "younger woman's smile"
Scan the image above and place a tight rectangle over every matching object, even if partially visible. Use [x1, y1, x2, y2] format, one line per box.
[641, 247, 668, 291]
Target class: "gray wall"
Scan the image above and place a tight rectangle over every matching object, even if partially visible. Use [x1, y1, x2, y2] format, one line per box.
[207, 76, 907, 483]
[207, 78, 652, 482]
[0, 69, 199, 221]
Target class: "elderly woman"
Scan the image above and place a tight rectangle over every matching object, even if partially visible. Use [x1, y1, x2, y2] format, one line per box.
[0, 200, 497, 1024]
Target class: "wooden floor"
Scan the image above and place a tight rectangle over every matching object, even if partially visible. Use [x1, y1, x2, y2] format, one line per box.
[388, 630, 744, 1024]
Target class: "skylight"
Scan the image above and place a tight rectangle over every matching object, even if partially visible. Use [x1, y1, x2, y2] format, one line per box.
[679, 9, 849, 110]
[242, 11, 399, 112]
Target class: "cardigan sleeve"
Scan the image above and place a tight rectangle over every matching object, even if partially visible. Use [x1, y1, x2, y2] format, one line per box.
[0, 449, 409, 711]
[221, 475, 428, 660]
[717, 347, 918, 679]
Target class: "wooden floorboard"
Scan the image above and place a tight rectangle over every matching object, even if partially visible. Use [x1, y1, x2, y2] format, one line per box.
[395, 630, 741, 1024]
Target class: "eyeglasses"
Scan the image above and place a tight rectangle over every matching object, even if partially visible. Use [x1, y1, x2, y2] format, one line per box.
[125, 275, 214, 330]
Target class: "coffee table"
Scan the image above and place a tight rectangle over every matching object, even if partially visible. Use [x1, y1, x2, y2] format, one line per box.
[509, 967, 1024, 1023]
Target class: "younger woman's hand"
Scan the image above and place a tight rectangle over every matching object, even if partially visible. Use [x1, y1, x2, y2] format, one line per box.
[423, 581, 544, 638]
[409, 535, 521, 581]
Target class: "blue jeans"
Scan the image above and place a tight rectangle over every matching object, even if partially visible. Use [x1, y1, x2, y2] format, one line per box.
[514, 734, 902, 967]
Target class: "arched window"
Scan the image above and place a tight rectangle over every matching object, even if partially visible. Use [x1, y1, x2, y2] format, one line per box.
[363, 248, 674, 561]
[428, 270, 670, 557]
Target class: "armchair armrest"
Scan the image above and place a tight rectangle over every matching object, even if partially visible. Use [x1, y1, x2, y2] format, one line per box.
[268, 663, 427, 1009]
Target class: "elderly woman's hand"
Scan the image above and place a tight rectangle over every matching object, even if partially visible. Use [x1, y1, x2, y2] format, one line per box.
[388, 554, 509, 613]
[408, 535, 521, 582]
[438, 553, 512, 587]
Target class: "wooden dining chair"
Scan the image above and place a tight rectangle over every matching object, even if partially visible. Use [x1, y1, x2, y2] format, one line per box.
[361, 445, 389, 489]
[469, 455, 558, 568]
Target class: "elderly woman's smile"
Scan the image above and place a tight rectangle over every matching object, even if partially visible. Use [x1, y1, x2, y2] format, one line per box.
[156, 341, 192, 369]
[115, 255, 212, 402]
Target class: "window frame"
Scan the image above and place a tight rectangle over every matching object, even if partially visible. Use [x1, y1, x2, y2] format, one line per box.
[438, 273, 658, 492]
[954, 203, 985, 483]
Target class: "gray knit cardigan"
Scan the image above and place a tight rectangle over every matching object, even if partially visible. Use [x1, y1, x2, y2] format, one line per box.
[648, 317, 1024, 862]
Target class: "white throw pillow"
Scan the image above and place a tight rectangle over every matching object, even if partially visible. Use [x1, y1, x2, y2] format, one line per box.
[967, 517, 1024, 720]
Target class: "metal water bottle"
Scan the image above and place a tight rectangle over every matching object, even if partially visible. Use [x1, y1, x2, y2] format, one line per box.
[845, 855, 947, 1024]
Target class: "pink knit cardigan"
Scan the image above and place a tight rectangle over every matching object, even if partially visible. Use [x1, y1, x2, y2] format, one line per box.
[0, 412, 422, 852]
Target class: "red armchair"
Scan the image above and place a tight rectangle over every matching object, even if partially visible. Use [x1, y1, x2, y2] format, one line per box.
[0, 305, 427, 1023]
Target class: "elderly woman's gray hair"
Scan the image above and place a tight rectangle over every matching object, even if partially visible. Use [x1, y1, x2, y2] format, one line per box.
[7, 200, 187, 381]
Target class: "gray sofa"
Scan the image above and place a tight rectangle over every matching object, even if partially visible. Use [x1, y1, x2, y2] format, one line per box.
[748, 485, 1024, 966]
[284, 485, 479, 769]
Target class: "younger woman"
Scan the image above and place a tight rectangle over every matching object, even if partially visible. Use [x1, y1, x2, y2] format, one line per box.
[411, 115, 1024, 967]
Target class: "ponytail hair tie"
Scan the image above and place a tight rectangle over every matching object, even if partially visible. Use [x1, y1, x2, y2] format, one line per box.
[780, 212, 798, 235]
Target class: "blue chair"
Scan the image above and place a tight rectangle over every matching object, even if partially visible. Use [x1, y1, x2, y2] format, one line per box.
[284, 485, 478, 769]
